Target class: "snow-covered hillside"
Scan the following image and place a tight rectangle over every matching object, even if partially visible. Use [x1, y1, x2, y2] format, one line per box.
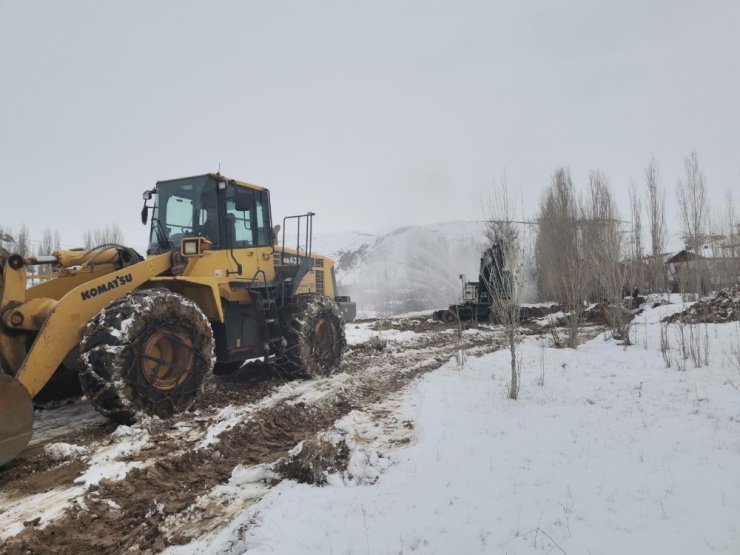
[315, 221, 489, 317]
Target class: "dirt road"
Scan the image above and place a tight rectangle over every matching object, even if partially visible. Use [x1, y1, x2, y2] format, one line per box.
[0, 318, 511, 554]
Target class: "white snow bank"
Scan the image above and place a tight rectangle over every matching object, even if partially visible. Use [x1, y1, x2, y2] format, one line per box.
[345, 322, 426, 347]
[189, 302, 740, 554]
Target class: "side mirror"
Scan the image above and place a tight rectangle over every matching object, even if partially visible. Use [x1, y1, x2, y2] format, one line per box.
[141, 189, 155, 225]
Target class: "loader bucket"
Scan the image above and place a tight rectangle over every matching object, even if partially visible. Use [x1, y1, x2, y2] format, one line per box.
[0, 373, 34, 466]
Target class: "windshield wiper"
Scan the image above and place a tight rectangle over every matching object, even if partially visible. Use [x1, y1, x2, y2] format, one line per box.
[152, 217, 172, 250]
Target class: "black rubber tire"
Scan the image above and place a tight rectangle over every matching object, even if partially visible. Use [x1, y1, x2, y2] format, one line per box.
[79, 288, 214, 424]
[277, 294, 346, 379]
[444, 310, 457, 323]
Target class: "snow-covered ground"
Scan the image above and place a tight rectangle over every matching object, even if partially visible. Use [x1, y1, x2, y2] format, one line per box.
[177, 302, 740, 554]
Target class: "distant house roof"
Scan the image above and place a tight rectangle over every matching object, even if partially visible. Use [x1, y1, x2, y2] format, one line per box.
[666, 250, 703, 264]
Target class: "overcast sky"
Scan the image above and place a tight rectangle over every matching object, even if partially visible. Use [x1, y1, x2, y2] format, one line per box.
[1, 0, 738, 251]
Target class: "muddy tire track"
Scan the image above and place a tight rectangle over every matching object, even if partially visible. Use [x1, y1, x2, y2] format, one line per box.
[2, 327, 508, 554]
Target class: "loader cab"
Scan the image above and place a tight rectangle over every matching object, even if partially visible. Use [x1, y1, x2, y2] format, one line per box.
[146, 174, 273, 255]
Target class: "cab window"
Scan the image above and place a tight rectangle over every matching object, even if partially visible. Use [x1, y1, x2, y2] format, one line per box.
[255, 191, 272, 246]
[224, 185, 272, 248]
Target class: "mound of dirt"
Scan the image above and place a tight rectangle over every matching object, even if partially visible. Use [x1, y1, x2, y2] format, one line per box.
[275, 437, 350, 485]
[664, 286, 740, 324]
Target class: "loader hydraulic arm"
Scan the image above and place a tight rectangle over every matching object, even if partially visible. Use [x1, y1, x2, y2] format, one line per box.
[10, 253, 172, 396]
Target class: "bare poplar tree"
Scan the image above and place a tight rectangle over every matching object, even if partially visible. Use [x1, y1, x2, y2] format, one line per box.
[35, 228, 62, 282]
[14, 225, 31, 257]
[535, 167, 588, 347]
[39, 228, 55, 255]
[583, 171, 633, 342]
[676, 150, 708, 295]
[84, 224, 124, 249]
[720, 190, 738, 287]
[710, 189, 740, 289]
[484, 175, 529, 399]
[645, 155, 666, 293]
[535, 167, 579, 302]
[12, 225, 34, 281]
[629, 182, 643, 289]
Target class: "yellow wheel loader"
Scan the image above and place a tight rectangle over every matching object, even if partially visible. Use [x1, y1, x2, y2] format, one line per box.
[0, 173, 356, 465]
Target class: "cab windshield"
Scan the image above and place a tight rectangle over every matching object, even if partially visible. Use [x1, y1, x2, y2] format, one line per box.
[147, 176, 219, 254]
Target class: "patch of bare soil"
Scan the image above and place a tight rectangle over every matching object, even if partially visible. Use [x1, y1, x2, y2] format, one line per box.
[275, 437, 350, 485]
[371, 315, 506, 334]
[0, 416, 114, 493]
[664, 286, 740, 324]
[0, 460, 85, 498]
[1, 326, 508, 554]
[370, 315, 442, 333]
[196, 359, 288, 408]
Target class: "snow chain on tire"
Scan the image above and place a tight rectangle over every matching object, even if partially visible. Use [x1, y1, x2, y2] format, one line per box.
[277, 294, 347, 379]
[79, 288, 214, 424]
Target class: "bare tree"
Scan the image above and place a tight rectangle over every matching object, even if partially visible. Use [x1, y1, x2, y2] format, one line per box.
[645, 155, 667, 293]
[83, 229, 92, 250]
[582, 171, 633, 343]
[39, 228, 54, 255]
[676, 150, 708, 295]
[718, 190, 739, 288]
[14, 225, 31, 257]
[484, 175, 529, 399]
[35, 228, 62, 283]
[84, 224, 124, 249]
[709, 190, 740, 289]
[629, 181, 643, 288]
[535, 167, 587, 348]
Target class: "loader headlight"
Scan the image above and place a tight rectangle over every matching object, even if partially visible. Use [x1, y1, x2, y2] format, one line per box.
[180, 237, 212, 258]
[182, 240, 199, 255]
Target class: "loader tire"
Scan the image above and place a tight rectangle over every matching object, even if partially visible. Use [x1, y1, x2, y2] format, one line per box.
[277, 294, 346, 379]
[79, 289, 214, 424]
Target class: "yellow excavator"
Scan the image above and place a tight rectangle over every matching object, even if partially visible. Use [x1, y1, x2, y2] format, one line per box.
[0, 173, 355, 465]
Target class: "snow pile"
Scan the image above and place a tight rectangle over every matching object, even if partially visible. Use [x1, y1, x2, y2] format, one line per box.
[186, 302, 740, 554]
[44, 442, 89, 462]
